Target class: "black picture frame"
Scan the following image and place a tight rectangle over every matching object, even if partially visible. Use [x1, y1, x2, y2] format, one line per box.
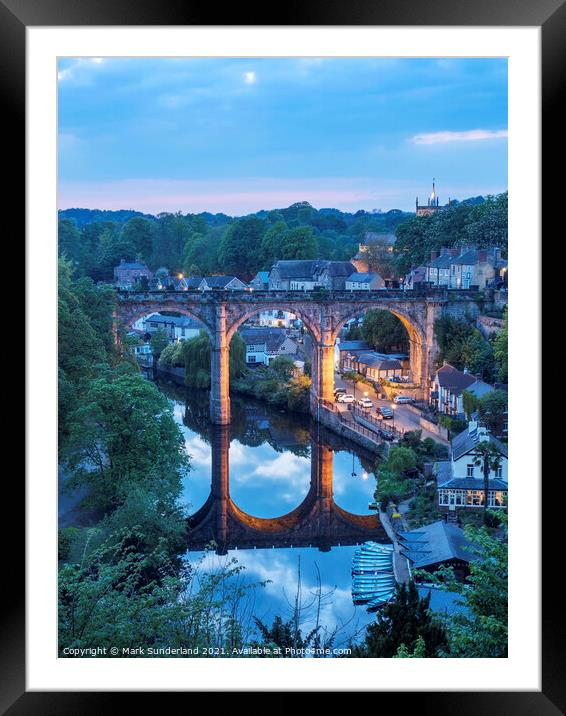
[10, 0, 558, 709]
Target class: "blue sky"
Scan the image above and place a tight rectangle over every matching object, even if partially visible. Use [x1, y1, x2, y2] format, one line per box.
[58, 57, 508, 215]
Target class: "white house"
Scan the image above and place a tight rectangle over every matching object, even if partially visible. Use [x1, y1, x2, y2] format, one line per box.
[345, 272, 385, 291]
[431, 363, 494, 416]
[257, 309, 298, 328]
[436, 420, 508, 513]
[200, 275, 247, 291]
[239, 327, 298, 366]
[138, 313, 203, 342]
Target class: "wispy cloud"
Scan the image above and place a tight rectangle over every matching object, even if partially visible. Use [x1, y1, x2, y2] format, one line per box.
[412, 129, 508, 145]
[243, 71, 256, 85]
[57, 57, 107, 83]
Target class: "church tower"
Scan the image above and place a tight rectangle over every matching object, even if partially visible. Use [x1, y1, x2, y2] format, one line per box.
[416, 178, 442, 217]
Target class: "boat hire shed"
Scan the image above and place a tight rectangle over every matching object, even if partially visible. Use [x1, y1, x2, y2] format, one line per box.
[398, 520, 478, 582]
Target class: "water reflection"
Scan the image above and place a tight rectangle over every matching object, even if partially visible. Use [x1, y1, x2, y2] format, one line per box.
[157, 381, 388, 555]
[158, 380, 391, 639]
[187, 424, 388, 555]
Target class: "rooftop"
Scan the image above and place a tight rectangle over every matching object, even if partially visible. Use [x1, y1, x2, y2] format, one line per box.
[398, 521, 478, 569]
[451, 423, 508, 461]
[434, 363, 478, 394]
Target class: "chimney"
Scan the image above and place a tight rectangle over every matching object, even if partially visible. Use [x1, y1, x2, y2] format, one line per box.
[431, 250, 439, 261]
[478, 250, 488, 263]
[450, 248, 460, 257]
[440, 246, 449, 255]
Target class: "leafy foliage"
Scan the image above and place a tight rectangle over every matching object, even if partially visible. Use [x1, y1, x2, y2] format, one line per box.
[362, 310, 409, 353]
[416, 514, 508, 657]
[352, 582, 448, 657]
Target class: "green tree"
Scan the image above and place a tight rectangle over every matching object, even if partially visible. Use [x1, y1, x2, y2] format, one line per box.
[471, 440, 503, 523]
[420, 515, 508, 657]
[353, 582, 448, 657]
[152, 213, 192, 271]
[229, 333, 247, 381]
[362, 310, 409, 352]
[461, 329, 495, 381]
[493, 308, 508, 382]
[259, 221, 288, 268]
[95, 227, 137, 280]
[150, 328, 170, 359]
[269, 355, 296, 381]
[280, 226, 318, 261]
[393, 634, 427, 658]
[58, 218, 82, 265]
[462, 389, 479, 420]
[120, 216, 156, 262]
[477, 390, 508, 436]
[219, 217, 265, 278]
[387, 446, 417, 476]
[62, 369, 189, 511]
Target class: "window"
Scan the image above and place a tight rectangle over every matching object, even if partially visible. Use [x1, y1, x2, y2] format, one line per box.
[495, 465, 503, 478]
[467, 464, 475, 477]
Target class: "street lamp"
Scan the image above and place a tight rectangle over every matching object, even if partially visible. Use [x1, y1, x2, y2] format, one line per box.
[351, 452, 357, 477]
[391, 402, 397, 430]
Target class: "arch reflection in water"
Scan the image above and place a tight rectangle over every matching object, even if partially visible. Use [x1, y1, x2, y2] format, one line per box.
[187, 424, 390, 555]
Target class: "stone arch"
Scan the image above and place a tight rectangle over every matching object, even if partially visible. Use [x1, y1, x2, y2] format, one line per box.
[115, 302, 214, 339]
[331, 302, 427, 388]
[225, 303, 320, 344]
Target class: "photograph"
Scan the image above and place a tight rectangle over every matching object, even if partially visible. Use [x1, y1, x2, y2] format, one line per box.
[56, 56, 510, 661]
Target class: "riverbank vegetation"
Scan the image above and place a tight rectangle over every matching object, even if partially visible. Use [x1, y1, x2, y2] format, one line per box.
[158, 333, 312, 413]
[374, 431, 447, 512]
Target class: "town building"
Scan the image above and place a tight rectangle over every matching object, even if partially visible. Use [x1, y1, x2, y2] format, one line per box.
[415, 179, 452, 217]
[430, 363, 494, 416]
[402, 266, 427, 290]
[238, 327, 298, 366]
[249, 271, 270, 291]
[405, 246, 507, 290]
[347, 351, 404, 382]
[398, 521, 478, 581]
[435, 420, 508, 515]
[257, 309, 299, 329]
[334, 339, 372, 370]
[345, 272, 385, 291]
[113, 259, 153, 288]
[200, 275, 247, 291]
[268, 260, 355, 291]
[135, 313, 203, 342]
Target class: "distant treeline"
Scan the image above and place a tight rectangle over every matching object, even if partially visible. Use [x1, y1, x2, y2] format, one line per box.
[58, 193, 507, 282]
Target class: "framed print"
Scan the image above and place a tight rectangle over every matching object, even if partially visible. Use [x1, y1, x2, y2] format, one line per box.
[8, 0, 558, 708]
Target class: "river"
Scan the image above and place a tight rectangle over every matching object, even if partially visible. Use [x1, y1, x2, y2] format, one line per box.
[156, 378, 389, 648]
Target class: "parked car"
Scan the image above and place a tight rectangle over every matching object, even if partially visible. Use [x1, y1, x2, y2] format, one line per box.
[357, 398, 373, 409]
[337, 393, 355, 403]
[377, 406, 394, 419]
[393, 395, 414, 404]
[334, 388, 346, 397]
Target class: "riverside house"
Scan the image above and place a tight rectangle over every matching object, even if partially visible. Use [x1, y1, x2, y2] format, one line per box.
[435, 420, 508, 515]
